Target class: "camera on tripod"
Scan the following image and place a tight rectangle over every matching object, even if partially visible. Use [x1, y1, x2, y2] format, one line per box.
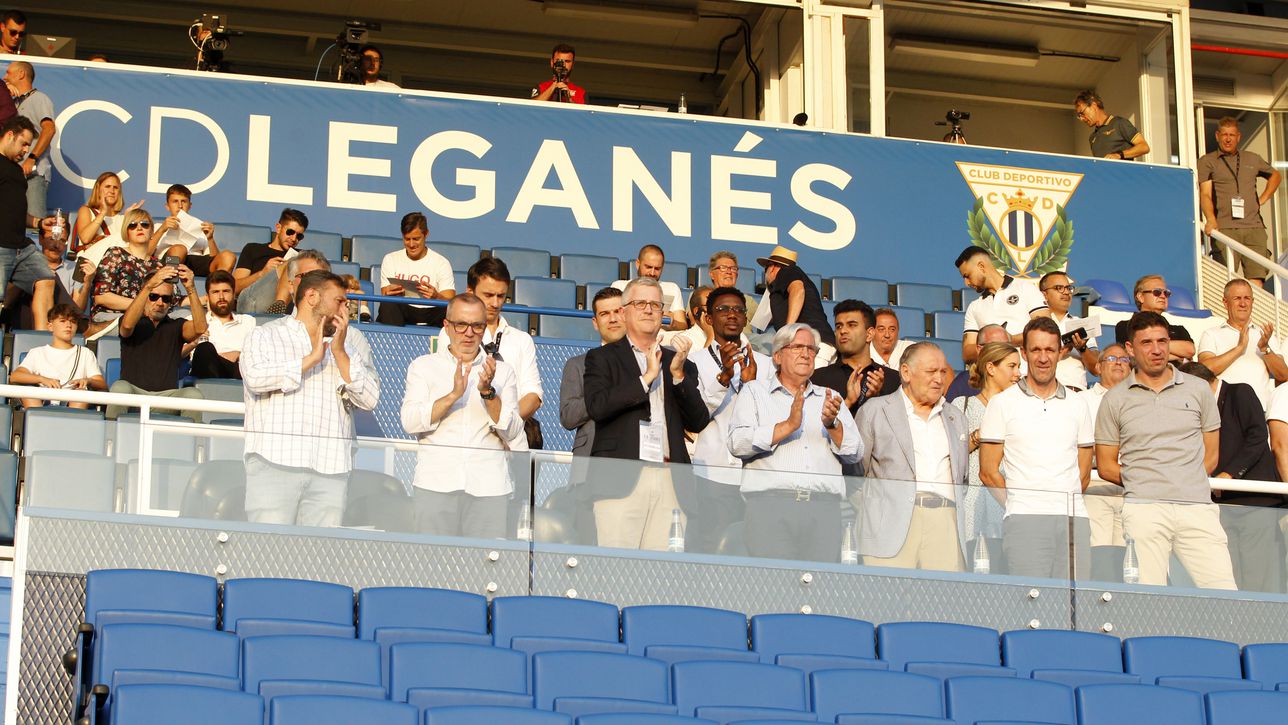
[334, 19, 381, 84]
[192, 13, 233, 72]
[936, 108, 971, 144]
[552, 58, 570, 82]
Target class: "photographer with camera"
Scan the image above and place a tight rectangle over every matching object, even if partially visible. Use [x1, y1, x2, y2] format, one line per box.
[359, 44, 398, 89]
[532, 43, 586, 104]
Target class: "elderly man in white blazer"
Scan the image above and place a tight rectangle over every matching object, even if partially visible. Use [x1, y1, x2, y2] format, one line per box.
[856, 341, 970, 571]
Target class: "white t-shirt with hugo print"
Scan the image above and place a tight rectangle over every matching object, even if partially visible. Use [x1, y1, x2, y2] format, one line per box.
[19, 344, 102, 386]
[378, 248, 455, 310]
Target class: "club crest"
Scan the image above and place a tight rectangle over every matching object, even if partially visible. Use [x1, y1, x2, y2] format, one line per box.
[956, 162, 1083, 277]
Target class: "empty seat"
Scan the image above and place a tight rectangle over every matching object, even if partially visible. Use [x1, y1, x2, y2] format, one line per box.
[428, 241, 483, 272]
[931, 338, 965, 373]
[560, 254, 620, 284]
[576, 716, 717, 725]
[270, 694, 418, 725]
[212, 223, 272, 255]
[877, 622, 1013, 679]
[1082, 279, 1133, 312]
[835, 717, 950, 725]
[895, 283, 953, 313]
[1122, 636, 1242, 685]
[1001, 630, 1127, 684]
[350, 235, 405, 268]
[889, 306, 928, 338]
[25, 451, 115, 511]
[331, 260, 360, 280]
[660, 261, 690, 289]
[1154, 676, 1261, 695]
[696, 264, 757, 295]
[810, 669, 944, 722]
[0, 451, 17, 541]
[303, 230, 343, 261]
[490, 596, 622, 653]
[423, 706, 572, 724]
[749, 613, 883, 673]
[538, 315, 598, 342]
[241, 635, 383, 702]
[113, 413, 198, 465]
[533, 651, 672, 717]
[23, 406, 106, 455]
[830, 277, 889, 305]
[1205, 689, 1288, 725]
[671, 661, 808, 722]
[390, 642, 530, 709]
[86, 623, 240, 719]
[932, 311, 966, 339]
[357, 586, 490, 684]
[1074, 683, 1203, 725]
[110, 683, 262, 725]
[959, 287, 981, 310]
[514, 277, 577, 308]
[1242, 643, 1288, 687]
[944, 675, 1075, 725]
[622, 605, 754, 665]
[222, 578, 355, 638]
[493, 246, 552, 278]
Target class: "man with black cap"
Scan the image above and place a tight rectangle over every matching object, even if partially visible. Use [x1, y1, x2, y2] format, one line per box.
[757, 244, 835, 366]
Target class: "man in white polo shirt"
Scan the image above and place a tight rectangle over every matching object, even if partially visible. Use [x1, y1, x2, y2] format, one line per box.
[955, 245, 1049, 366]
[188, 270, 255, 379]
[1197, 278, 1287, 410]
[611, 244, 688, 332]
[377, 211, 455, 328]
[980, 317, 1093, 579]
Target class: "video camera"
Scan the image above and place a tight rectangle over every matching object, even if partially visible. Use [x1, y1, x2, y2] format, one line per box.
[192, 13, 235, 72]
[935, 108, 971, 144]
[334, 20, 381, 84]
[552, 58, 570, 83]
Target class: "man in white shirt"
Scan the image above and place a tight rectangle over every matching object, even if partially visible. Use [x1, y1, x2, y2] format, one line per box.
[240, 270, 380, 527]
[980, 317, 1093, 579]
[359, 45, 400, 88]
[10, 303, 105, 408]
[377, 212, 455, 327]
[1079, 344, 1132, 548]
[1197, 278, 1287, 410]
[188, 270, 254, 379]
[955, 245, 1050, 364]
[871, 307, 912, 369]
[402, 293, 523, 538]
[611, 244, 689, 331]
[1039, 271, 1099, 390]
[691, 286, 773, 553]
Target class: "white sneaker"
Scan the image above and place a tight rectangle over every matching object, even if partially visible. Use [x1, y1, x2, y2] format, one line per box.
[86, 316, 120, 341]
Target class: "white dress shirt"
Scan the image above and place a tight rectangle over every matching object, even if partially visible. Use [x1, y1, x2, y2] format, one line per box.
[692, 340, 774, 486]
[900, 388, 956, 500]
[1198, 321, 1281, 410]
[241, 315, 380, 475]
[871, 339, 912, 369]
[728, 376, 861, 494]
[1051, 311, 1098, 390]
[437, 316, 541, 451]
[630, 340, 670, 460]
[400, 348, 523, 496]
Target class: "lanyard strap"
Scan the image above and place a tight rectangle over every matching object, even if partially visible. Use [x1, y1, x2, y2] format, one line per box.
[1220, 152, 1242, 193]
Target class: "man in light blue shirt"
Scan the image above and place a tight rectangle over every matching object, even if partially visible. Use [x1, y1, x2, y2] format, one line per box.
[729, 322, 861, 562]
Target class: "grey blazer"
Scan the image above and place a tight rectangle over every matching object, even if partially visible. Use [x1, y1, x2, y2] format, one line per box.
[855, 390, 970, 559]
[558, 353, 593, 484]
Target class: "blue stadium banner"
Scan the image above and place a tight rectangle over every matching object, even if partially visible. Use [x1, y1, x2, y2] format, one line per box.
[38, 58, 1198, 291]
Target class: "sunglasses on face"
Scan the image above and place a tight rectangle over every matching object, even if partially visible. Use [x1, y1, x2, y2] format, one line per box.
[127, 221, 152, 230]
[1144, 288, 1172, 298]
[283, 228, 305, 239]
[147, 293, 176, 304]
[7, 29, 24, 38]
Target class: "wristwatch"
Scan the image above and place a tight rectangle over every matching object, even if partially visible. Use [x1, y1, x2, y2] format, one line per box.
[479, 387, 497, 401]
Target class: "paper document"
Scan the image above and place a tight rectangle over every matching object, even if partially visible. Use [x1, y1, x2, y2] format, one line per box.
[390, 277, 425, 298]
[160, 210, 207, 251]
[749, 289, 773, 332]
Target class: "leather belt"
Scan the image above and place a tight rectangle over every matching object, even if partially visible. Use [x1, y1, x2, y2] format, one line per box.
[914, 492, 956, 509]
[747, 490, 842, 503]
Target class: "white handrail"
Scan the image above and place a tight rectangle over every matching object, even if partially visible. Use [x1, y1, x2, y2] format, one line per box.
[0, 384, 245, 414]
[1209, 229, 1285, 332]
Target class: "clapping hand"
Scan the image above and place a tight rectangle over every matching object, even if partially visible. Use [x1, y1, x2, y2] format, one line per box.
[821, 388, 842, 429]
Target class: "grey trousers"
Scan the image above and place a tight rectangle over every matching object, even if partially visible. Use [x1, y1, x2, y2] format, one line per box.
[1003, 514, 1091, 580]
[1222, 505, 1284, 593]
[243, 455, 347, 528]
[743, 493, 841, 563]
[106, 380, 205, 421]
[414, 489, 509, 539]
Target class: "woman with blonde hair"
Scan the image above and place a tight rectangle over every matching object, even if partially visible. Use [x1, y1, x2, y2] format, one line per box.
[74, 172, 142, 262]
[952, 340, 1021, 552]
[89, 207, 163, 335]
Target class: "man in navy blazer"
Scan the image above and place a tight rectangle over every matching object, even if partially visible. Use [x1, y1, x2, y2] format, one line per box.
[584, 277, 709, 551]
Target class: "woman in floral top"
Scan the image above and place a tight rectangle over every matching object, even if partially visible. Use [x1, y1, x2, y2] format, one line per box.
[91, 208, 161, 322]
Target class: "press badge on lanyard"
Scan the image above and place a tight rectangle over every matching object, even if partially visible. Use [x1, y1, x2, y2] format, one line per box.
[639, 422, 665, 463]
[1231, 196, 1246, 220]
[1223, 154, 1246, 219]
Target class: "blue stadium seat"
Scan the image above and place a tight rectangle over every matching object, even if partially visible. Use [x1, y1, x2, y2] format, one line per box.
[241, 635, 383, 702]
[504, 311, 534, 334]
[493, 246, 552, 278]
[533, 651, 673, 717]
[490, 596, 622, 652]
[113, 413, 199, 465]
[889, 306, 928, 338]
[877, 622, 1013, 679]
[89, 623, 240, 719]
[423, 706, 572, 724]
[538, 315, 598, 342]
[429, 241, 483, 272]
[94, 335, 121, 365]
[830, 277, 890, 305]
[302, 230, 343, 261]
[1122, 636, 1242, 685]
[331, 260, 360, 280]
[560, 254, 620, 284]
[270, 694, 418, 725]
[931, 338, 965, 372]
[390, 642, 531, 709]
[25, 451, 115, 511]
[576, 716, 717, 725]
[357, 587, 490, 685]
[1169, 285, 1198, 310]
[811, 669, 944, 722]
[22, 406, 106, 455]
[820, 300, 838, 325]
[583, 281, 620, 299]
[1205, 689, 1288, 725]
[211, 223, 272, 255]
[749, 613, 883, 674]
[1074, 683, 1203, 725]
[104, 357, 121, 387]
[514, 277, 577, 308]
[1242, 643, 1288, 686]
[621, 605, 754, 665]
[350, 235, 404, 268]
[944, 675, 1075, 725]
[110, 684, 262, 725]
[222, 578, 355, 638]
[1082, 279, 1133, 312]
[895, 283, 954, 313]
[11, 329, 86, 369]
[0, 451, 17, 541]
[932, 311, 966, 339]
[835, 717, 950, 724]
[660, 261, 690, 289]
[671, 661, 808, 722]
[1001, 630, 1134, 687]
[1154, 676, 1262, 695]
[696, 264, 757, 296]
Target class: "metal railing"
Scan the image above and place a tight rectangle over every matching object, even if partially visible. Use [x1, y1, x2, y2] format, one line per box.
[1208, 229, 1286, 333]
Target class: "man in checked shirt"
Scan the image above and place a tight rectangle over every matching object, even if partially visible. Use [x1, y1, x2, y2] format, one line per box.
[240, 269, 380, 526]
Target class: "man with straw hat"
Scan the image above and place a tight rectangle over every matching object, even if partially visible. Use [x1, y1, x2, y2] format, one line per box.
[757, 245, 835, 367]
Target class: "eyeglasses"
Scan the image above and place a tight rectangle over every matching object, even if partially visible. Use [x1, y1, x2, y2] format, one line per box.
[283, 228, 305, 239]
[147, 293, 177, 304]
[782, 343, 819, 355]
[1041, 284, 1076, 294]
[1144, 288, 1172, 298]
[712, 305, 747, 314]
[626, 300, 663, 312]
[710, 264, 738, 273]
[1102, 355, 1132, 364]
[1073, 106, 1092, 119]
[127, 221, 152, 230]
[446, 319, 486, 335]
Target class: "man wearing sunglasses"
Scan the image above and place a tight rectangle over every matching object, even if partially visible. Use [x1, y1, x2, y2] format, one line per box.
[1079, 344, 1132, 552]
[0, 10, 24, 55]
[1112, 274, 1195, 363]
[106, 265, 206, 420]
[233, 208, 308, 293]
[1040, 271, 1099, 391]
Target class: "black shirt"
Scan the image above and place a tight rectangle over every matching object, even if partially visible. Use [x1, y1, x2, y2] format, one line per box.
[812, 360, 900, 415]
[235, 243, 286, 274]
[1113, 320, 1194, 345]
[122, 316, 187, 391]
[0, 156, 27, 249]
[768, 265, 835, 345]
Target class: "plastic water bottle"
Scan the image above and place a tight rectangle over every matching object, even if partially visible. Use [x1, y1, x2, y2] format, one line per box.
[516, 506, 533, 542]
[841, 522, 858, 565]
[667, 509, 685, 552]
[50, 208, 65, 241]
[1122, 536, 1139, 584]
[972, 533, 991, 575]
[678, 93, 687, 114]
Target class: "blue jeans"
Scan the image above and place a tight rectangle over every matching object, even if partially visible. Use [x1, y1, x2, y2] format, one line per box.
[0, 243, 53, 296]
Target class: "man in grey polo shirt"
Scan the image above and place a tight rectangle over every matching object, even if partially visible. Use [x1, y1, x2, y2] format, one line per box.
[1095, 311, 1235, 590]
